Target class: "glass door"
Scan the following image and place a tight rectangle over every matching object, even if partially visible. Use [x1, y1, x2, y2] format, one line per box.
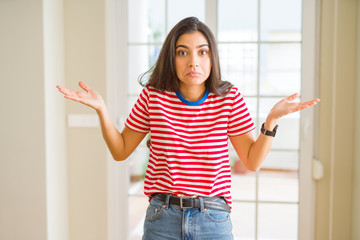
[124, 0, 314, 239]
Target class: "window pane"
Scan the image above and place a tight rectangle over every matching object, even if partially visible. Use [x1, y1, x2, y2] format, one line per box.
[258, 168, 299, 202]
[148, 0, 166, 42]
[128, 0, 165, 43]
[230, 147, 256, 201]
[129, 146, 150, 178]
[258, 203, 298, 239]
[167, 0, 205, 32]
[261, 150, 299, 171]
[128, 95, 138, 114]
[129, 197, 147, 240]
[259, 43, 301, 96]
[242, 96, 257, 122]
[128, 45, 149, 95]
[219, 44, 258, 96]
[128, 45, 161, 95]
[260, 0, 302, 41]
[259, 98, 300, 150]
[231, 202, 256, 239]
[218, 0, 258, 42]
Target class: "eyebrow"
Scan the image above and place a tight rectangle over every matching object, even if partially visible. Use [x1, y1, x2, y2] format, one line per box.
[175, 44, 209, 49]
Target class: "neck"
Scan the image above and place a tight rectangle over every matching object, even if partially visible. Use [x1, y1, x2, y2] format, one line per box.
[179, 84, 206, 101]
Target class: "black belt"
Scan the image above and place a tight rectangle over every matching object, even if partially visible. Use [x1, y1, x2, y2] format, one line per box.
[152, 193, 231, 213]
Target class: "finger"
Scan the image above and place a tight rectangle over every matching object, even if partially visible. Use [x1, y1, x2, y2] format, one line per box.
[56, 85, 72, 95]
[285, 93, 300, 102]
[301, 98, 320, 107]
[79, 81, 90, 92]
[293, 98, 320, 112]
[59, 88, 80, 96]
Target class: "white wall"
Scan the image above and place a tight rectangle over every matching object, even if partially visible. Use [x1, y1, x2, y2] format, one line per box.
[64, 0, 108, 239]
[0, 0, 47, 239]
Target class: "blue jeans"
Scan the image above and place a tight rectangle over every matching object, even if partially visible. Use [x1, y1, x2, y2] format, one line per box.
[142, 195, 233, 240]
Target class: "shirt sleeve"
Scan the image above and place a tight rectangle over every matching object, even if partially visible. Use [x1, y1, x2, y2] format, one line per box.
[227, 87, 255, 136]
[125, 87, 150, 133]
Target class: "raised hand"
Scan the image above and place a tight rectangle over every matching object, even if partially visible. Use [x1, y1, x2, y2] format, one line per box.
[56, 81, 105, 111]
[268, 93, 320, 121]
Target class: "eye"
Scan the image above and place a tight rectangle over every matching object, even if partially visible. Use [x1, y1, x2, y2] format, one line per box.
[177, 50, 187, 56]
[199, 49, 208, 55]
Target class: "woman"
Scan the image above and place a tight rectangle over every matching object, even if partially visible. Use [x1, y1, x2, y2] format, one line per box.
[57, 17, 319, 240]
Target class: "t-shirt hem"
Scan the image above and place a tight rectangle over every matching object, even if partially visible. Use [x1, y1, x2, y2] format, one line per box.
[124, 122, 149, 134]
[228, 125, 256, 137]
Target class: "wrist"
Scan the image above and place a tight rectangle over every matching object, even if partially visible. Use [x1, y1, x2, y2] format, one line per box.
[95, 103, 107, 115]
[264, 115, 278, 131]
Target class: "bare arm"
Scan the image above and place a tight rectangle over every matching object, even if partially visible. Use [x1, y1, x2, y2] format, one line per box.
[230, 93, 320, 171]
[57, 81, 146, 161]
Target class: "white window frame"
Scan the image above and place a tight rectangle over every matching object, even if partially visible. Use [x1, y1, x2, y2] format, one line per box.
[105, 0, 319, 239]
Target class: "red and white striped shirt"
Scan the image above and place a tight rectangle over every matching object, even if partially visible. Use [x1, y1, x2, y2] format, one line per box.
[125, 86, 255, 208]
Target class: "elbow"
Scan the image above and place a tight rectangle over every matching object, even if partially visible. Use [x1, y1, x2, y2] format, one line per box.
[243, 161, 261, 172]
[246, 166, 260, 172]
[112, 153, 129, 162]
[247, 166, 260, 172]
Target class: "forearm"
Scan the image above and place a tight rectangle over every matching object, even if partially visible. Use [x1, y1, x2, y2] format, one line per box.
[244, 117, 278, 171]
[233, 93, 320, 171]
[96, 107, 126, 161]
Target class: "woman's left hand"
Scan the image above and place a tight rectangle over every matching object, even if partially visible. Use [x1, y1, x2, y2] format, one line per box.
[268, 93, 320, 121]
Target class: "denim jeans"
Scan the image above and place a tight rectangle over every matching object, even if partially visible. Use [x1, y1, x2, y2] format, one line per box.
[142, 195, 233, 240]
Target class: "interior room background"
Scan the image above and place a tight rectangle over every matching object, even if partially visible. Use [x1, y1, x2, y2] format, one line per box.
[0, 0, 359, 239]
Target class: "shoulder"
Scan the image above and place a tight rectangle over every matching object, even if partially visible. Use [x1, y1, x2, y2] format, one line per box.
[142, 86, 178, 101]
[224, 86, 242, 99]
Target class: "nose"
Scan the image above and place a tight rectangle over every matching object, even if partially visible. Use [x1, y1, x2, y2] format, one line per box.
[189, 54, 199, 68]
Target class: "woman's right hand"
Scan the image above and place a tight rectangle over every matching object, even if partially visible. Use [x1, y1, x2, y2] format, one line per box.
[56, 81, 105, 111]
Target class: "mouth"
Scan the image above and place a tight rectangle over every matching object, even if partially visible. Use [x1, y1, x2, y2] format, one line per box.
[187, 71, 202, 77]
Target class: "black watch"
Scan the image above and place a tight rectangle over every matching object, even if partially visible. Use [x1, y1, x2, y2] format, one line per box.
[261, 123, 278, 137]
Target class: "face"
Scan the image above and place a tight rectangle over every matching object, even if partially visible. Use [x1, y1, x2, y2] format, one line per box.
[175, 31, 211, 89]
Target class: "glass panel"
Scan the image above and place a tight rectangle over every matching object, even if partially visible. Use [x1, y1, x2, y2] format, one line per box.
[129, 189, 147, 240]
[167, 0, 205, 32]
[128, 95, 139, 114]
[128, 45, 161, 95]
[219, 44, 258, 96]
[231, 202, 256, 239]
[260, 0, 302, 41]
[258, 203, 298, 239]
[229, 147, 256, 201]
[242, 96, 257, 122]
[259, 43, 301, 96]
[259, 98, 300, 150]
[218, 0, 258, 42]
[261, 150, 299, 171]
[128, 152, 149, 239]
[128, 0, 165, 43]
[148, 0, 166, 42]
[258, 168, 299, 202]
[128, 45, 149, 95]
[129, 146, 150, 179]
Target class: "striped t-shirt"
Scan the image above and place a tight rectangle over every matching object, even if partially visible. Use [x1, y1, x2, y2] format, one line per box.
[125, 86, 255, 208]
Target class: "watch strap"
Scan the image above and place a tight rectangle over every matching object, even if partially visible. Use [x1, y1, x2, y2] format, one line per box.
[261, 123, 278, 137]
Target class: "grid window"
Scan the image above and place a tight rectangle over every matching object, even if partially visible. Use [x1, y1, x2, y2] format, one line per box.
[127, 1, 304, 239]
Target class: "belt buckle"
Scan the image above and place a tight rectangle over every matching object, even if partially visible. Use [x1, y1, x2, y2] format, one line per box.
[180, 197, 192, 209]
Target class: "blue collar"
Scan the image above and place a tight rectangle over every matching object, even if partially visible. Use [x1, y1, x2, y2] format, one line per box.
[175, 89, 209, 106]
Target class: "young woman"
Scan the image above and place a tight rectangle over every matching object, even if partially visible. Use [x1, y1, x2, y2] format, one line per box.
[57, 17, 319, 240]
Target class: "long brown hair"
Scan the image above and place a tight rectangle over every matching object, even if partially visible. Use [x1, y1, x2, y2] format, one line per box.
[139, 17, 232, 96]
